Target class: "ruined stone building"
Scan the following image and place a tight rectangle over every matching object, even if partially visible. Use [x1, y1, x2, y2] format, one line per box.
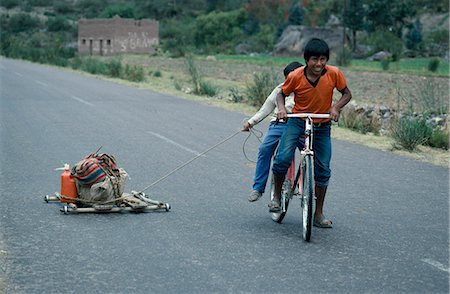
[78, 16, 159, 56]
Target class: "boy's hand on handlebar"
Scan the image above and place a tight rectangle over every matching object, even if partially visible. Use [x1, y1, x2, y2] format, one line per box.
[330, 106, 340, 122]
[277, 107, 288, 121]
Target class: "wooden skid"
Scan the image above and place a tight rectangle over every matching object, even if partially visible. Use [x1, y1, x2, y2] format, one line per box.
[45, 192, 170, 214]
[45, 195, 61, 202]
[60, 203, 170, 214]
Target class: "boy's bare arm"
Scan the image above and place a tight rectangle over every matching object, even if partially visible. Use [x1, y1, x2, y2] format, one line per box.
[330, 87, 352, 122]
[276, 92, 288, 120]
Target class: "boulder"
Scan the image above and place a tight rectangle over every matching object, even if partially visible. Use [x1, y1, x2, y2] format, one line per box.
[273, 25, 349, 56]
[368, 51, 392, 61]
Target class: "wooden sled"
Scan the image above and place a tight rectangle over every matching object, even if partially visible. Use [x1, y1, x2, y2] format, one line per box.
[45, 191, 171, 214]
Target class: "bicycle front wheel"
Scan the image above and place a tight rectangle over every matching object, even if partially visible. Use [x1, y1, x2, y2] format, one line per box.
[301, 155, 314, 241]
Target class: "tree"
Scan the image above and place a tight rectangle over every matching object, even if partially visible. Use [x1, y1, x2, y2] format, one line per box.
[365, 0, 416, 38]
[77, 0, 107, 18]
[1, 0, 20, 9]
[100, 4, 136, 19]
[206, 0, 245, 12]
[47, 16, 72, 32]
[8, 13, 41, 33]
[159, 17, 196, 56]
[405, 19, 422, 51]
[367, 30, 403, 61]
[246, 0, 290, 27]
[343, 0, 363, 51]
[194, 9, 247, 53]
[135, 0, 213, 19]
[288, 1, 304, 25]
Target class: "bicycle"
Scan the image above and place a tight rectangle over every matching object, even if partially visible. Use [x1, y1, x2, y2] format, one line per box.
[270, 113, 330, 242]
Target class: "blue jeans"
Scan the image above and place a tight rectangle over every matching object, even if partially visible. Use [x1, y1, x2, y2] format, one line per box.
[272, 118, 332, 187]
[252, 122, 287, 193]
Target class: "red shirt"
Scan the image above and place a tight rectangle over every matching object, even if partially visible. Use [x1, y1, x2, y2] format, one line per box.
[282, 65, 347, 122]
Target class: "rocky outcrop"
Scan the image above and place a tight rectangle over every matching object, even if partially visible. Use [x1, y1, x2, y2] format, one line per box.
[273, 25, 348, 56]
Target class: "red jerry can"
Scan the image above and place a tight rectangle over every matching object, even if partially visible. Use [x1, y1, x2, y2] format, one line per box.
[60, 164, 78, 203]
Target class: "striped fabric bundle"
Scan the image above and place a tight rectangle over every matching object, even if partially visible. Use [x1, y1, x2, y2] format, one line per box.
[71, 153, 118, 187]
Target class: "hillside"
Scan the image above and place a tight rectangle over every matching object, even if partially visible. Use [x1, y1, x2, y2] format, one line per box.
[1, 0, 449, 59]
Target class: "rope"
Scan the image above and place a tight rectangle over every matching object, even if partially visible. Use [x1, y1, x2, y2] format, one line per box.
[242, 127, 264, 163]
[138, 129, 243, 193]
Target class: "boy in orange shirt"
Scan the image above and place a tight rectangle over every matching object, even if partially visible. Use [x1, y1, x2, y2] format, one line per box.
[271, 38, 352, 228]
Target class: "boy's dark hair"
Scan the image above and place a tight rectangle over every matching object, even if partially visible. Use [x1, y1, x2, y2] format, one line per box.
[304, 38, 330, 61]
[283, 61, 303, 78]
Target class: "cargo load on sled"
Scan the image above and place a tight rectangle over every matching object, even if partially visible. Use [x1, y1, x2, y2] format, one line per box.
[45, 153, 170, 214]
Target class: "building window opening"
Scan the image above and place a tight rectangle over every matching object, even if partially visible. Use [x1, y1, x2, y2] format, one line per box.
[82, 39, 86, 45]
[107, 39, 111, 46]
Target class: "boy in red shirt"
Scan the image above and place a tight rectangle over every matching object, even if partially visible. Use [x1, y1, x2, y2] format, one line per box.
[271, 38, 352, 228]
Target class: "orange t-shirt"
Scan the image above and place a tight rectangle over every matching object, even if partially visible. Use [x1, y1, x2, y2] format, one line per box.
[282, 65, 347, 122]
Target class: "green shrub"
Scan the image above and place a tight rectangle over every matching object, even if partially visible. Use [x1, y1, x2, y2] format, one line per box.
[28, 0, 50, 6]
[106, 59, 123, 78]
[427, 128, 449, 150]
[244, 24, 276, 53]
[173, 79, 183, 91]
[80, 58, 108, 75]
[1, 0, 20, 9]
[46, 16, 72, 32]
[229, 87, 244, 103]
[416, 78, 447, 115]
[336, 45, 352, 67]
[424, 29, 449, 56]
[199, 81, 218, 97]
[122, 64, 145, 82]
[245, 70, 279, 107]
[70, 56, 82, 69]
[380, 59, 390, 71]
[367, 30, 403, 61]
[153, 70, 162, 77]
[390, 116, 433, 151]
[8, 13, 41, 33]
[50, 56, 69, 67]
[427, 57, 440, 72]
[185, 55, 202, 94]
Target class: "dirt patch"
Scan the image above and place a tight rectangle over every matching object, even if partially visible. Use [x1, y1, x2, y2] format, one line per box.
[341, 70, 449, 110]
[126, 55, 449, 111]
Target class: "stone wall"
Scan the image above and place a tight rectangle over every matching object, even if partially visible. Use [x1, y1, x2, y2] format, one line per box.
[78, 16, 159, 56]
[343, 102, 448, 135]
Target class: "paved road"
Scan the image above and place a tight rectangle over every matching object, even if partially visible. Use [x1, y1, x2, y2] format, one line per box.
[0, 58, 448, 293]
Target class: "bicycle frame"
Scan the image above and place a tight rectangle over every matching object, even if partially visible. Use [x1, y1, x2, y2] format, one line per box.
[287, 113, 330, 196]
[285, 113, 330, 241]
[270, 113, 330, 232]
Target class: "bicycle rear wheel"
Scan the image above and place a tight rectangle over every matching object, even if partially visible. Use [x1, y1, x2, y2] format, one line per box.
[301, 155, 314, 241]
[270, 176, 291, 223]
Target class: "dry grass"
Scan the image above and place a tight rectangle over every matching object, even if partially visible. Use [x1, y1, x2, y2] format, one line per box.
[122, 55, 449, 111]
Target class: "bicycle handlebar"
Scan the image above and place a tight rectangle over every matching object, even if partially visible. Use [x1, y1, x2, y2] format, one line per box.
[286, 113, 330, 119]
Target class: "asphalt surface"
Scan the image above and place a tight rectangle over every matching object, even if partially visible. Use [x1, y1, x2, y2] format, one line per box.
[0, 58, 448, 293]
